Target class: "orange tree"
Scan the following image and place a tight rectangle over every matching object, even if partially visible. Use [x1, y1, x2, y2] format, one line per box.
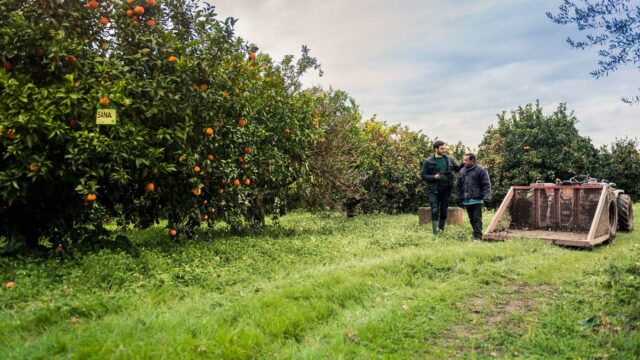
[0, 0, 319, 253]
[357, 120, 435, 214]
[477, 101, 597, 208]
[290, 87, 366, 212]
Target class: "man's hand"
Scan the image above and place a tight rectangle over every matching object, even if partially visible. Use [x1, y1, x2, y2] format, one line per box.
[434, 173, 442, 180]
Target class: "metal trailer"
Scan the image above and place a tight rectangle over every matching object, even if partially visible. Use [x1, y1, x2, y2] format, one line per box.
[484, 179, 634, 248]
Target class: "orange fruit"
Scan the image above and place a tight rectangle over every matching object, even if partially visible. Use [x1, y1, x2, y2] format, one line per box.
[55, 244, 64, 254]
[207, 154, 214, 161]
[244, 147, 252, 154]
[127, 0, 135, 5]
[205, 127, 214, 136]
[193, 166, 201, 173]
[238, 155, 245, 163]
[146, 19, 156, 26]
[233, 178, 241, 187]
[238, 118, 247, 127]
[5, 281, 16, 289]
[99, 97, 110, 106]
[192, 187, 202, 196]
[147, 0, 156, 5]
[217, 188, 224, 195]
[66, 55, 78, 65]
[168, 55, 177, 63]
[99, 17, 109, 25]
[201, 214, 208, 221]
[222, 91, 229, 97]
[242, 163, 250, 169]
[178, 154, 186, 163]
[86, 193, 97, 202]
[284, 128, 290, 136]
[200, 83, 208, 91]
[126, 9, 133, 17]
[244, 178, 251, 186]
[249, 52, 256, 60]
[28, 162, 40, 173]
[6, 128, 16, 140]
[168, 229, 177, 237]
[133, 5, 144, 15]
[145, 182, 155, 192]
[86, 0, 99, 10]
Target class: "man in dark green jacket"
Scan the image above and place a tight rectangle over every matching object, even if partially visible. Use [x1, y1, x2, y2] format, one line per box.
[420, 140, 463, 235]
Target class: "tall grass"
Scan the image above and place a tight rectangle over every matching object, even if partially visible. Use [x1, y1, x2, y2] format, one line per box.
[1, 207, 638, 359]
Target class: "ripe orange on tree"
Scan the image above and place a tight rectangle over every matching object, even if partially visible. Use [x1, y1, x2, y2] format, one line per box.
[192, 187, 202, 196]
[5, 281, 16, 289]
[207, 154, 214, 161]
[238, 118, 246, 127]
[168, 229, 177, 237]
[66, 55, 78, 65]
[222, 91, 229, 97]
[86, 0, 99, 10]
[284, 128, 290, 136]
[233, 178, 241, 187]
[217, 188, 224, 195]
[127, 0, 135, 5]
[147, 0, 156, 6]
[244, 146, 252, 154]
[244, 178, 251, 186]
[205, 127, 214, 136]
[145, 182, 155, 192]
[99, 17, 109, 25]
[168, 55, 177, 63]
[146, 19, 156, 26]
[134, 5, 144, 15]
[99, 97, 110, 106]
[201, 214, 208, 221]
[242, 163, 250, 169]
[126, 9, 133, 17]
[86, 193, 97, 202]
[193, 165, 201, 173]
[249, 52, 256, 60]
[200, 83, 208, 91]
[28, 162, 40, 173]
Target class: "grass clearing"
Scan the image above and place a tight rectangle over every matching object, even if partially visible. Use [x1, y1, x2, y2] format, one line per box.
[1, 207, 639, 359]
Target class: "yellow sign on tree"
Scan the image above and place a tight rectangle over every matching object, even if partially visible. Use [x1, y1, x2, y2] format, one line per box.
[96, 108, 117, 125]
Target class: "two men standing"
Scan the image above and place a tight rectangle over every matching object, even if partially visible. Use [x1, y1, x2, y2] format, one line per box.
[421, 140, 491, 239]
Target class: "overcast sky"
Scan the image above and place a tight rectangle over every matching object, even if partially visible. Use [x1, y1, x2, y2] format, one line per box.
[209, 0, 638, 149]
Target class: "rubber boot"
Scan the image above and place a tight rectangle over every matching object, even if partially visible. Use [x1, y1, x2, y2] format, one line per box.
[432, 220, 439, 235]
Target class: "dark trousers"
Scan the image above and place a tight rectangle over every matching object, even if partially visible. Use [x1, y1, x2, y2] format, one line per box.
[428, 185, 451, 229]
[466, 203, 483, 239]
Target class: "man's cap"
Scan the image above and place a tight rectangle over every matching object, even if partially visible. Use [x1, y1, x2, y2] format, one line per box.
[433, 140, 445, 149]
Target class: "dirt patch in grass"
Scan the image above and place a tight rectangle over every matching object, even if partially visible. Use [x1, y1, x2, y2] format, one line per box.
[435, 284, 556, 356]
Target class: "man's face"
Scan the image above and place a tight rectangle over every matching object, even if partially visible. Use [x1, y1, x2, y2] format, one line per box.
[463, 155, 475, 168]
[435, 145, 447, 155]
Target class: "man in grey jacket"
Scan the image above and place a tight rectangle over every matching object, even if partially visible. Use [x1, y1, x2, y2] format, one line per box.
[456, 152, 491, 239]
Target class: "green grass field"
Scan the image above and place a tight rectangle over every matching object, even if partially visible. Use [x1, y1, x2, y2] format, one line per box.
[1, 206, 639, 359]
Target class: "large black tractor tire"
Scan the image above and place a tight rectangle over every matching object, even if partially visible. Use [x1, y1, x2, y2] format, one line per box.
[617, 194, 634, 232]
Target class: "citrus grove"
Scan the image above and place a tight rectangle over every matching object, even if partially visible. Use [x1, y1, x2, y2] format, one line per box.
[0, 0, 320, 252]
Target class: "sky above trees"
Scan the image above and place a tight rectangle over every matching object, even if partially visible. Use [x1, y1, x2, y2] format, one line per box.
[211, 0, 639, 148]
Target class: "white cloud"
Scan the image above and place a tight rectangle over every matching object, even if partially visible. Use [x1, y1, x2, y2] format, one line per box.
[209, 0, 639, 147]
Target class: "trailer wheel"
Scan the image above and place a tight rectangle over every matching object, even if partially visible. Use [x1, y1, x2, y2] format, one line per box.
[617, 194, 634, 232]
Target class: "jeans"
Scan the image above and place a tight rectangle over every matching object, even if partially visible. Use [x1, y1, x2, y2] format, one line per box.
[466, 203, 483, 239]
[428, 185, 451, 229]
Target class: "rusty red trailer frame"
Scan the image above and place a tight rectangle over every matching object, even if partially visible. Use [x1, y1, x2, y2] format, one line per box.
[483, 183, 619, 247]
